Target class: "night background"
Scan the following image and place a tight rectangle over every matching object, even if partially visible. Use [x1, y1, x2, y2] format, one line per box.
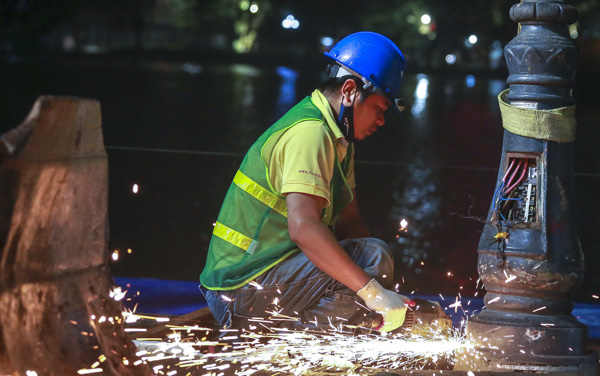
[1, 0, 599, 319]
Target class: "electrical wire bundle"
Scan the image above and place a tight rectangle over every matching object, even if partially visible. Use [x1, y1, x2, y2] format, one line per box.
[490, 157, 530, 266]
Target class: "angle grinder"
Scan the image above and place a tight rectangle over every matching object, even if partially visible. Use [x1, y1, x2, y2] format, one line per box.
[358, 298, 453, 336]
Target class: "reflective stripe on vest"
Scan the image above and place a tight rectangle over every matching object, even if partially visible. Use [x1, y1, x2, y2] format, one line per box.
[213, 222, 260, 254]
[233, 170, 288, 217]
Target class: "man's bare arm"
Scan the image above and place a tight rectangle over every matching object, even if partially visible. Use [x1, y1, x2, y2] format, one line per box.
[335, 188, 370, 240]
[286, 192, 371, 293]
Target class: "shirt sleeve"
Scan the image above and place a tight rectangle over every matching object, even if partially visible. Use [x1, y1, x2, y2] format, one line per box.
[269, 121, 335, 206]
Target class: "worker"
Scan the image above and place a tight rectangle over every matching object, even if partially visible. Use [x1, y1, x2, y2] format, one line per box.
[200, 32, 410, 333]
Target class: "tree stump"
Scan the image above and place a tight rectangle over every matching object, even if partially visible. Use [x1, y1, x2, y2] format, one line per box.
[0, 96, 151, 375]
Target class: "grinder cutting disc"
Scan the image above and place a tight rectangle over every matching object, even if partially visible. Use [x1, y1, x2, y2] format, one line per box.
[401, 298, 453, 336]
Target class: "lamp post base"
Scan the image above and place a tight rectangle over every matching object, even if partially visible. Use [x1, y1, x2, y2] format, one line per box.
[454, 311, 599, 375]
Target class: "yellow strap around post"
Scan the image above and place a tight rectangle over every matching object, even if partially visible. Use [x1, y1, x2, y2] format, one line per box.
[233, 170, 288, 217]
[213, 222, 259, 254]
[498, 89, 576, 143]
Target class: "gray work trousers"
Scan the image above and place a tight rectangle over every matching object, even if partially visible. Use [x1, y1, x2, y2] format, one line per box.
[200, 238, 393, 331]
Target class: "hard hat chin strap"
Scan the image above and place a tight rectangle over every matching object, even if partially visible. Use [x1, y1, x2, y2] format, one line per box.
[338, 94, 357, 143]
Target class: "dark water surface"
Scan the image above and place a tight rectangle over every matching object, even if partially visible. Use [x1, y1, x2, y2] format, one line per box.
[1, 58, 599, 303]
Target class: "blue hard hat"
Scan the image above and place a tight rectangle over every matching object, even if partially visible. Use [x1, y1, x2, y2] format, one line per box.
[325, 32, 406, 112]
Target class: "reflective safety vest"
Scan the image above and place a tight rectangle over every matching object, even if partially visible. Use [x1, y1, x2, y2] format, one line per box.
[200, 96, 354, 290]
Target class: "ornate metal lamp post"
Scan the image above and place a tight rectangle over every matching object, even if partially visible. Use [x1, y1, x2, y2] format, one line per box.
[460, 1, 599, 374]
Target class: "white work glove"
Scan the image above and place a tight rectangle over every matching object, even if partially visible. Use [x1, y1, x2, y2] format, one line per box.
[357, 278, 408, 333]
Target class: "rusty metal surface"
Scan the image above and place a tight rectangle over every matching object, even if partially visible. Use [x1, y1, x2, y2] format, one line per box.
[0, 96, 151, 375]
[1, 96, 108, 281]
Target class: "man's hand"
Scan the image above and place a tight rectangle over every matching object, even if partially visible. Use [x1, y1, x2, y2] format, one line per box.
[357, 278, 409, 333]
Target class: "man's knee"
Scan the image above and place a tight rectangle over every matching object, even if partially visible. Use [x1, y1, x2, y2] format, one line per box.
[365, 238, 394, 278]
[348, 237, 394, 284]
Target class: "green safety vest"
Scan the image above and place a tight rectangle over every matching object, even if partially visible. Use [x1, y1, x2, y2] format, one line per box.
[200, 96, 354, 290]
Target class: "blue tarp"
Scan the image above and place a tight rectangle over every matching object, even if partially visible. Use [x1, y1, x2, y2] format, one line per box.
[115, 277, 600, 339]
[115, 277, 206, 316]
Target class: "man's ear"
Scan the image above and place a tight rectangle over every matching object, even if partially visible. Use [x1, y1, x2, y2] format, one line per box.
[340, 79, 358, 106]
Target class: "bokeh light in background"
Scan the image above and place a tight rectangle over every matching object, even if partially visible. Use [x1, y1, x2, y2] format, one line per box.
[466, 75, 476, 87]
[320, 36, 334, 47]
[282, 15, 299, 29]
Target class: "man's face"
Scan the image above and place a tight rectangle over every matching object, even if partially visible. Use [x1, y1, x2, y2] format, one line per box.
[352, 92, 390, 141]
